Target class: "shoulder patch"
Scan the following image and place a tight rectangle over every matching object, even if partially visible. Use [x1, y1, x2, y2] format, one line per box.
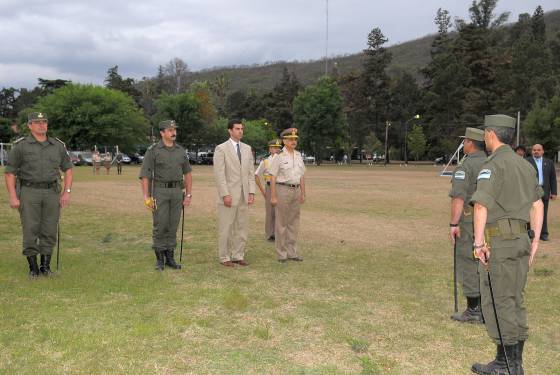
[477, 169, 492, 180]
[454, 170, 466, 180]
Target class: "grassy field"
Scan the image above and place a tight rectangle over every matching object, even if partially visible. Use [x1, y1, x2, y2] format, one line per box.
[0, 164, 558, 374]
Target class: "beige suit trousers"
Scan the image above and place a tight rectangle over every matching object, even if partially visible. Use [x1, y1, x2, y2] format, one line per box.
[218, 191, 248, 262]
[265, 184, 275, 239]
[275, 184, 301, 259]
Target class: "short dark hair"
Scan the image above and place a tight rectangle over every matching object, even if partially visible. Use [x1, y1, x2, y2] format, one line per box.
[486, 127, 515, 144]
[472, 140, 485, 151]
[514, 145, 526, 153]
[227, 119, 243, 130]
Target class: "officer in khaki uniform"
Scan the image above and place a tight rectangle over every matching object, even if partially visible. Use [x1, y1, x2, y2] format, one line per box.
[140, 120, 192, 271]
[470, 115, 543, 375]
[449, 127, 486, 323]
[269, 128, 306, 262]
[4, 112, 73, 277]
[255, 139, 282, 241]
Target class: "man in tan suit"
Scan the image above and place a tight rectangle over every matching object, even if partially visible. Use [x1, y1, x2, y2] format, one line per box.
[213, 119, 256, 267]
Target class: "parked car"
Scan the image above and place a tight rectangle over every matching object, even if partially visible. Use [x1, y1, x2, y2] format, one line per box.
[119, 153, 132, 164]
[197, 152, 214, 165]
[68, 151, 81, 166]
[78, 151, 93, 166]
[129, 153, 144, 164]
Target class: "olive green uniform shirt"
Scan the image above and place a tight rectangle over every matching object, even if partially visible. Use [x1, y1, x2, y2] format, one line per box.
[5, 135, 73, 180]
[470, 145, 542, 223]
[139, 141, 192, 182]
[449, 150, 486, 223]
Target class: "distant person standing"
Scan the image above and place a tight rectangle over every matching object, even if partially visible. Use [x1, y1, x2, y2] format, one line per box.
[213, 119, 256, 267]
[116, 153, 124, 175]
[270, 128, 306, 262]
[103, 152, 112, 175]
[140, 120, 192, 271]
[514, 145, 526, 157]
[93, 150, 101, 174]
[4, 112, 73, 277]
[255, 139, 282, 241]
[527, 143, 557, 241]
[448, 127, 486, 324]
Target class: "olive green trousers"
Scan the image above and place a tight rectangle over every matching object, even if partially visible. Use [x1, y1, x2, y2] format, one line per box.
[19, 186, 60, 256]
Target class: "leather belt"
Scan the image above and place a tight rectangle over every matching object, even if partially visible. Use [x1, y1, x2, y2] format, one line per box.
[154, 181, 183, 188]
[20, 180, 57, 189]
[278, 182, 300, 188]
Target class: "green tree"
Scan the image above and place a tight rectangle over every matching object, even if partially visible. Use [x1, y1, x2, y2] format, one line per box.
[153, 92, 204, 147]
[242, 119, 277, 154]
[35, 84, 148, 150]
[293, 76, 347, 165]
[407, 125, 427, 161]
[524, 94, 560, 159]
[362, 27, 392, 137]
[104, 65, 141, 105]
[264, 66, 301, 134]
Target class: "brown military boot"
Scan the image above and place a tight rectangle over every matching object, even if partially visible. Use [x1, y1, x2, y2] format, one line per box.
[164, 250, 181, 269]
[471, 344, 518, 374]
[27, 256, 40, 278]
[40, 254, 53, 276]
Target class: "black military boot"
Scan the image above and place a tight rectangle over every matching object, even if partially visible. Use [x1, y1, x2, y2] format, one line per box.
[451, 296, 483, 324]
[471, 344, 518, 375]
[40, 254, 53, 276]
[27, 256, 40, 278]
[516, 341, 524, 375]
[154, 251, 165, 271]
[164, 250, 182, 269]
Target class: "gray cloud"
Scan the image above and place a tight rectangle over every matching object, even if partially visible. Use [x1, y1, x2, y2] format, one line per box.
[1, 0, 558, 88]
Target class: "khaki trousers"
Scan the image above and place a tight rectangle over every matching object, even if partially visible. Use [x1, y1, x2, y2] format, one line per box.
[275, 184, 300, 260]
[217, 192, 248, 262]
[264, 184, 275, 239]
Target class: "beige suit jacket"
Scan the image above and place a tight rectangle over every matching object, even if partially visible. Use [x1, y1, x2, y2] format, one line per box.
[213, 140, 256, 205]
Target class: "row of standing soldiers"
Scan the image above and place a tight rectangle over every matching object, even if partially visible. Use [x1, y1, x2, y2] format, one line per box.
[449, 115, 544, 375]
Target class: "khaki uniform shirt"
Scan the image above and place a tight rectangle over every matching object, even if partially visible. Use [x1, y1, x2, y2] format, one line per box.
[255, 154, 277, 182]
[269, 148, 305, 184]
[5, 135, 72, 182]
[449, 150, 486, 222]
[139, 141, 192, 182]
[470, 145, 542, 223]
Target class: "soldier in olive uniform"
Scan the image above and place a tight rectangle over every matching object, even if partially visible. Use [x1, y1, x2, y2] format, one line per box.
[140, 120, 192, 271]
[270, 128, 306, 262]
[255, 139, 282, 241]
[470, 115, 544, 375]
[449, 127, 486, 323]
[4, 112, 73, 277]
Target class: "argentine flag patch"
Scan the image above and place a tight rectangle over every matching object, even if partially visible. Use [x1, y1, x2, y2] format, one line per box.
[477, 169, 492, 180]
[454, 171, 466, 180]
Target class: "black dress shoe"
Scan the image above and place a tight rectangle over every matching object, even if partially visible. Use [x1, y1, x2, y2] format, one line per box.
[288, 257, 303, 262]
[540, 234, 549, 241]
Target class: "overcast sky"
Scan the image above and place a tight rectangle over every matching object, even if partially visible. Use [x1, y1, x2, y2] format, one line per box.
[1, 0, 558, 89]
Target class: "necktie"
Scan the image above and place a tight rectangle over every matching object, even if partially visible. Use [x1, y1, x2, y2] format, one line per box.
[236, 143, 241, 163]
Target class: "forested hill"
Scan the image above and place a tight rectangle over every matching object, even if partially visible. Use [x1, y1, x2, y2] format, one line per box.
[185, 9, 560, 93]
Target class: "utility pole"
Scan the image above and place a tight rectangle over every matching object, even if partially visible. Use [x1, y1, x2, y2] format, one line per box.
[384, 120, 391, 166]
[325, 0, 329, 75]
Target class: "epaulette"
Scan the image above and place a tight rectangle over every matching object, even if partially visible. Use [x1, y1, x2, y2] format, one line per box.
[13, 137, 25, 144]
[147, 143, 157, 151]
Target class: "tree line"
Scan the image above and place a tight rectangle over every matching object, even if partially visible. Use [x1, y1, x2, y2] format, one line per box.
[1, 0, 559, 161]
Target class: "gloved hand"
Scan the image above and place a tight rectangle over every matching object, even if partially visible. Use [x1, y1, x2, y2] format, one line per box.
[144, 197, 156, 211]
